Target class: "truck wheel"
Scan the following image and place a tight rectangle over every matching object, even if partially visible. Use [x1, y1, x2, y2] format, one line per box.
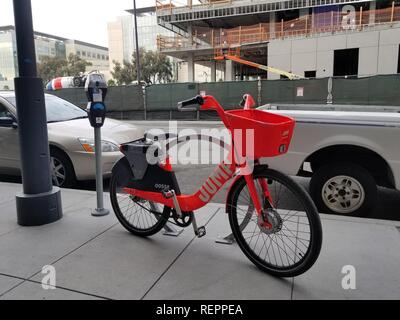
[310, 162, 377, 217]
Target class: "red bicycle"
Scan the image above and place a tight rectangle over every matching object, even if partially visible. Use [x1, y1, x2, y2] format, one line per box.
[110, 95, 322, 277]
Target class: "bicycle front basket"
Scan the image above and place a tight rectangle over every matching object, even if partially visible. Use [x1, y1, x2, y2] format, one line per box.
[225, 109, 295, 159]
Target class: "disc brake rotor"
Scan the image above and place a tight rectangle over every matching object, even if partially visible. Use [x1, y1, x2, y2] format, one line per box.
[258, 209, 283, 235]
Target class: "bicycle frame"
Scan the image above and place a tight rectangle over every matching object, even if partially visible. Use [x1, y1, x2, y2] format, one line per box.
[122, 96, 271, 218]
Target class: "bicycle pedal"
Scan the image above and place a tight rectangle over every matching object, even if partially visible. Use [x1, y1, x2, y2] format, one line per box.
[196, 226, 206, 238]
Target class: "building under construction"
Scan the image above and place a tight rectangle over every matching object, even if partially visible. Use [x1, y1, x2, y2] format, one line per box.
[155, 0, 400, 81]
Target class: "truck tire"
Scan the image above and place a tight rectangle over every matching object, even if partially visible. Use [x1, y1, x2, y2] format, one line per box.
[310, 162, 377, 217]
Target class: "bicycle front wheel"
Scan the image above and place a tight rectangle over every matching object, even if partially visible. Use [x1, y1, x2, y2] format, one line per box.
[228, 168, 322, 277]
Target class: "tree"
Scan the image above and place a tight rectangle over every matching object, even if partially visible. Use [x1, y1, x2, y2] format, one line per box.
[65, 53, 92, 76]
[107, 79, 117, 87]
[37, 53, 92, 84]
[138, 48, 154, 84]
[37, 56, 67, 84]
[154, 52, 173, 83]
[111, 60, 135, 85]
[138, 49, 173, 84]
[110, 48, 173, 85]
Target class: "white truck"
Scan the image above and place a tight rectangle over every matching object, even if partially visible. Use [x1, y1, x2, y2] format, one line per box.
[262, 109, 400, 217]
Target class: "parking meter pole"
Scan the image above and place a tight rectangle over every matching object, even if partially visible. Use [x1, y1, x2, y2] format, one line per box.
[85, 73, 109, 217]
[92, 127, 109, 217]
[13, 0, 63, 226]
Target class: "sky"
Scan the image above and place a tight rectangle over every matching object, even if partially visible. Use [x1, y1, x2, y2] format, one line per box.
[0, 0, 149, 47]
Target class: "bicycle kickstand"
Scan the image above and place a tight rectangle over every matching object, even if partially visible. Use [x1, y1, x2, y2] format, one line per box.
[215, 203, 254, 245]
[215, 233, 236, 245]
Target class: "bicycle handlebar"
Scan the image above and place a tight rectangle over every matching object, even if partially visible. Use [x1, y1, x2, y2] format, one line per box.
[177, 94, 255, 128]
[177, 95, 204, 112]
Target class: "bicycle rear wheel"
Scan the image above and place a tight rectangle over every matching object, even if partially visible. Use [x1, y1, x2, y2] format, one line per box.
[110, 173, 170, 237]
[228, 167, 322, 277]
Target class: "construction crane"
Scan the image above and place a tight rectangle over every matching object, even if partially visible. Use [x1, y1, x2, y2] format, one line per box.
[214, 48, 303, 80]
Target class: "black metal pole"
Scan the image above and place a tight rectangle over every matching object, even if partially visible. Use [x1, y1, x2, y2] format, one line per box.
[13, 0, 62, 226]
[133, 0, 141, 83]
[133, 0, 145, 119]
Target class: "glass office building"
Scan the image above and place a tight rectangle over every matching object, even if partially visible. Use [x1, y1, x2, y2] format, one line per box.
[0, 27, 17, 89]
[34, 34, 66, 62]
[108, 7, 173, 65]
[0, 25, 109, 90]
[135, 9, 172, 51]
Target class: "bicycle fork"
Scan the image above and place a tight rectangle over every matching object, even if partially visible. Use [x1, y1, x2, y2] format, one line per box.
[244, 174, 274, 230]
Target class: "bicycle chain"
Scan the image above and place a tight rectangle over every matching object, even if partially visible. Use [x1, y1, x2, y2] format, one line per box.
[133, 200, 183, 228]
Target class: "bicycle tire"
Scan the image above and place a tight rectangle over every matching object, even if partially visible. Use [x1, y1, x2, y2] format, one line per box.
[228, 166, 322, 277]
[110, 172, 170, 237]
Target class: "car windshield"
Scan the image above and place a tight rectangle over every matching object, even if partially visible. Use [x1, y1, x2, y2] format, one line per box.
[3, 94, 87, 123]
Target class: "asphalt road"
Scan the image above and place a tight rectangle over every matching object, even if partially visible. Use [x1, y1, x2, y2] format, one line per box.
[1, 120, 400, 221]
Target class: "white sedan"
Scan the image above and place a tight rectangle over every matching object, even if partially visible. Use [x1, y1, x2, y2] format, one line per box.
[0, 91, 144, 187]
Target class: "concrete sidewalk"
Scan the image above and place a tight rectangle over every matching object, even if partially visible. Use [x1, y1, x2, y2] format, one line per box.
[0, 182, 399, 300]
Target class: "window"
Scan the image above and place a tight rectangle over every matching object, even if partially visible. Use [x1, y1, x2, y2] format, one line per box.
[334, 48, 359, 77]
[44, 95, 87, 123]
[77, 51, 81, 56]
[304, 70, 317, 78]
[398, 45, 400, 74]
[0, 102, 12, 119]
[3, 95, 86, 123]
[376, 0, 398, 10]
[276, 9, 300, 22]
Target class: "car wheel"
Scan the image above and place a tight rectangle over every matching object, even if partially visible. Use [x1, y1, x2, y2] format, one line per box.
[73, 77, 82, 87]
[50, 149, 76, 188]
[310, 162, 377, 217]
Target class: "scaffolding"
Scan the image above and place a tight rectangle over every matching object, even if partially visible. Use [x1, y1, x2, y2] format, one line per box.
[157, 4, 400, 51]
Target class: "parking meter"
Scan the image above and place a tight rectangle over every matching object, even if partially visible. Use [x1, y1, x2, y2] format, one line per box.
[85, 73, 109, 217]
[86, 73, 107, 127]
[88, 102, 107, 128]
[85, 73, 108, 102]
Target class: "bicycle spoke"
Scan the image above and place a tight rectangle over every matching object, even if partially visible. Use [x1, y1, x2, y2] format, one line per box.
[114, 182, 164, 232]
